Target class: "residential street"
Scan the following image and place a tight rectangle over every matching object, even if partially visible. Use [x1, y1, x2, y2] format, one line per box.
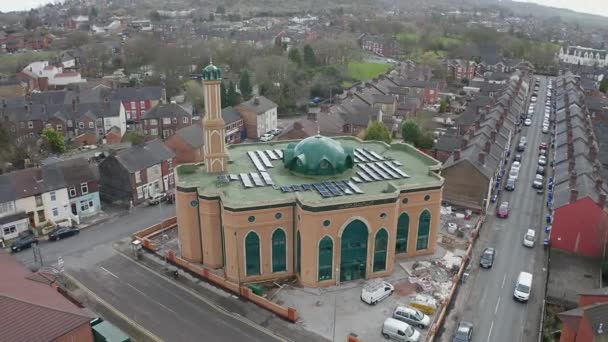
[442, 76, 550, 342]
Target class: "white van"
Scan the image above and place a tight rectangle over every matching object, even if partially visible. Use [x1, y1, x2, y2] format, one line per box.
[381, 317, 420, 341]
[514, 272, 533, 302]
[523, 229, 536, 247]
[509, 167, 520, 180]
[361, 279, 394, 305]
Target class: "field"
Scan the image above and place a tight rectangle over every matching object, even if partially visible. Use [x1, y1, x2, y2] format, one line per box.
[0, 51, 57, 74]
[347, 62, 391, 81]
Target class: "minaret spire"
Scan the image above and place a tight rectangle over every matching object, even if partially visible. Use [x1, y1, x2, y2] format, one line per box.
[201, 62, 228, 173]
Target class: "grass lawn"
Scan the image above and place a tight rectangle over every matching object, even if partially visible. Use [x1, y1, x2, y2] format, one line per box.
[395, 32, 420, 43]
[0, 50, 57, 74]
[348, 62, 391, 81]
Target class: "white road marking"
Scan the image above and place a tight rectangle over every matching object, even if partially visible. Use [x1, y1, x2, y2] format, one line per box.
[100, 266, 119, 279]
[501, 274, 507, 288]
[487, 321, 494, 342]
[495, 296, 501, 315]
[126, 283, 177, 314]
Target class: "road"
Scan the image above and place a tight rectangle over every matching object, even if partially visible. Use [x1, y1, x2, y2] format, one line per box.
[447, 76, 550, 342]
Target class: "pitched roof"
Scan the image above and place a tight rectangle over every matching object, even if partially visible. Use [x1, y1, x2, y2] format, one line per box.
[142, 103, 190, 119]
[435, 133, 463, 153]
[173, 125, 204, 148]
[110, 86, 163, 101]
[237, 96, 277, 115]
[221, 106, 242, 124]
[0, 250, 92, 342]
[114, 139, 175, 173]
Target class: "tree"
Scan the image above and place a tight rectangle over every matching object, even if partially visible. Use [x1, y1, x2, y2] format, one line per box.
[216, 6, 226, 14]
[416, 133, 435, 149]
[401, 120, 421, 145]
[42, 128, 65, 154]
[239, 69, 253, 100]
[439, 98, 449, 113]
[288, 47, 302, 66]
[600, 77, 608, 94]
[184, 80, 205, 113]
[149, 10, 161, 22]
[365, 122, 392, 144]
[126, 132, 144, 145]
[89, 6, 98, 20]
[303, 45, 316, 68]
[66, 32, 90, 49]
[226, 81, 240, 106]
[221, 82, 228, 108]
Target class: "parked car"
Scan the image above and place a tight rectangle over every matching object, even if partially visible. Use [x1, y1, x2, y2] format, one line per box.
[10, 234, 38, 252]
[480, 247, 496, 268]
[382, 318, 420, 341]
[392, 306, 431, 328]
[511, 161, 521, 171]
[259, 133, 274, 142]
[538, 155, 547, 166]
[514, 154, 522, 163]
[520, 137, 527, 145]
[49, 226, 80, 241]
[532, 174, 544, 189]
[504, 177, 516, 191]
[523, 229, 536, 248]
[361, 279, 394, 305]
[542, 125, 549, 134]
[539, 149, 546, 157]
[497, 202, 510, 218]
[536, 166, 545, 176]
[517, 142, 526, 152]
[524, 118, 532, 126]
[267, 128, 282, 136]
[514, 272, 533, 302]
[539, 142, 548, 150]
[453, 321, 474, 342]
[147, 192, 166, 205]
[509, 168, 520, 181]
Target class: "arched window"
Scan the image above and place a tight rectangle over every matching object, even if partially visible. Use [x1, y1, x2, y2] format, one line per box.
[373, 228, 388, 272]
[245, 232, 261, 276]
[396, 213, 409, 253]
[416, 210, 431, 251]
[271, 229, 287, 273]
[318, 236, 333, 281]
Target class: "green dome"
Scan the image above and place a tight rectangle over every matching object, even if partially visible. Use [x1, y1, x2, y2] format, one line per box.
[283, 135, 354, 177]
[202, 63, 222, 80]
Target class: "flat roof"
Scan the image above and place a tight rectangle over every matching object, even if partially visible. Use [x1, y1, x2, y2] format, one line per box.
[177, 136, 443, 209]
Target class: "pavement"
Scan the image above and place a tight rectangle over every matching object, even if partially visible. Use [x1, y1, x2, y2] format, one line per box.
[440, 76, 552, 342]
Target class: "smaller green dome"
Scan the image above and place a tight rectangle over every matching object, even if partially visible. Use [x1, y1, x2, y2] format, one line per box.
[283, 135, 354, 177]
[202, 63, 222, 80]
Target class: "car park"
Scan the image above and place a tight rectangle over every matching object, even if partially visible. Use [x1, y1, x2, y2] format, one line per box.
[48, 226, 80, 241]
[497, 201, 510, 218]
[361, 279, 394, 305]
[504, 177, 516, 191]
[532, 174, 544, 189]
[453, 321, 474, 342]
[259, 133, 274, 142]
[523, 229, 536, 247]
[382, 317, 420, 341]
[524, 118, 532, 126]
[513, 272, 533, 302]
[538, 155, 547, 166]
[10, 234, 38, 253]
[392, 306, 431, 328]
[480, 247, 496, 268]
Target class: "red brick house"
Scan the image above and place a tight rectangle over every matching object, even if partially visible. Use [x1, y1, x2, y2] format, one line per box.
[391, 78, 445, 104]
[447, 59, 477, 80]
[141, 103, 192, 140]
[104, 126, 122, 145]
[98, 140, 176, 205]
[559, 288, 608, 342]
[358, 34, 396, 57]
[111, 87, 165, 122]
[164, 124, 204, 165]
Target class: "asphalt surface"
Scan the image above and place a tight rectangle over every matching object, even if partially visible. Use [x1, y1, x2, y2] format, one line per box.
[444, 76, 551, 342]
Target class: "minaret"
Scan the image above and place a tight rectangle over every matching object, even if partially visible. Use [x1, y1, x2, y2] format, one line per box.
[202, 62, 228, 173]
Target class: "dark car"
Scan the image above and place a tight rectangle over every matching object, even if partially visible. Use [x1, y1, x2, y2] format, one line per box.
[517, 142, 526, 152]
[504, 178, 516, 191]
[11, 234, 38, 252]
[480, 247, 496, 268]
[514, 154, 522, 162]
[536, 166, 545, 176]
[453, 321, 474, 342]
[49, 226, 80, 241]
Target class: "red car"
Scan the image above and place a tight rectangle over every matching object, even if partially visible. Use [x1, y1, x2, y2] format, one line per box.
[497, 202, 510, 218]
[539, 142, 548, 150]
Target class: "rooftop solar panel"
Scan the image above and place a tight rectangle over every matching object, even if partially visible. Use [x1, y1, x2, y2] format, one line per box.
[229, 174, 239, 180]
[274, 149, 283, 159]
[386, 162, 409, 178]
[247, 151, 266, 172]
[334, 181, 353, 195]
[354, 157, 362, 163]
[240, 173, 254, 188]
[323, 181, 343, 196]
[312, 183, 333, 198]
[291, 185, 303, 191]
[357, 171, 372, 182]
[368, 163, 391, 180]
[256, 150, 273, 168]
[359, 164, 382, 181]
[357, 148, 377, 161]
[366, 149, 385, 160]
[266, 150, 279, 160]
[352, 176, 363, 183]
[280, 186, 293, 192]
[346, 180, 364, 194]
[250, 172, 265, 186]
[376, 162, 400, 179]
[260, 171, 274, 186]
[301, 184, 312, 191]
[353, 151, 367, 162]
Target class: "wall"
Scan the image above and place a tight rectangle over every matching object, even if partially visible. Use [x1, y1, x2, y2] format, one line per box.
[442, 161, 489, 210]
[43, 188, 70, 224]
[99, 157, 133, 204]
[0, 217, 29, 240]
[102, 103, 127, 137]
[552, 197, 607, 258]
[176, 190, 202, 262]
[54, 322, 94, 342]
[69, 192, 101, 218]
[164, 136, 203, 165]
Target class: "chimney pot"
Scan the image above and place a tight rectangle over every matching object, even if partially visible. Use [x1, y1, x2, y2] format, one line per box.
[570, 189, 579, 203]
[478, 152, 486, 165]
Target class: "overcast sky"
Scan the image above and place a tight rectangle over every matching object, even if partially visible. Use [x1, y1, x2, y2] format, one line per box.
[513, 0, 608, 18]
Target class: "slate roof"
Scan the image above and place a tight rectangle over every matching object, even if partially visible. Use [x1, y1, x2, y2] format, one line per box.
[0, 211, 28, 225]
[221, 106, 242, 124]
[110, 86, 163, 101]
[114, 139, 175, 173]
[435, 133, 463, 153]
[174, 125, 204, 148]
[142, 103, 190, 119]
[0, 250, 91, 342]
[237, 96, 277, 115]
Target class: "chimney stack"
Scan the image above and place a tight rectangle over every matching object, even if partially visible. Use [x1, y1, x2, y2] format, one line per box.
[490, 130, 497, 142]
[475, 120, 481, 130]
[598, 193, 607, 208]
[590, 145, 597, 161]
[478, 152, 486, 165]
[253, 96, 260, 105]
[596, 179, 604, 191]
[568, 160, 575, 172]
[453, 150, 461, 161]
[570, 189, 579, 203]
[461, 138, 468, 150]
[484, 141, 491, 153]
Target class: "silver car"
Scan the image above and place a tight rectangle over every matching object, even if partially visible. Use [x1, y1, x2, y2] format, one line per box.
[392, 306, 431, 329]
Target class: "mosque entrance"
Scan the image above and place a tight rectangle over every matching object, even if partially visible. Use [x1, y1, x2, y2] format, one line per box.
[340, 219, 369, 282]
